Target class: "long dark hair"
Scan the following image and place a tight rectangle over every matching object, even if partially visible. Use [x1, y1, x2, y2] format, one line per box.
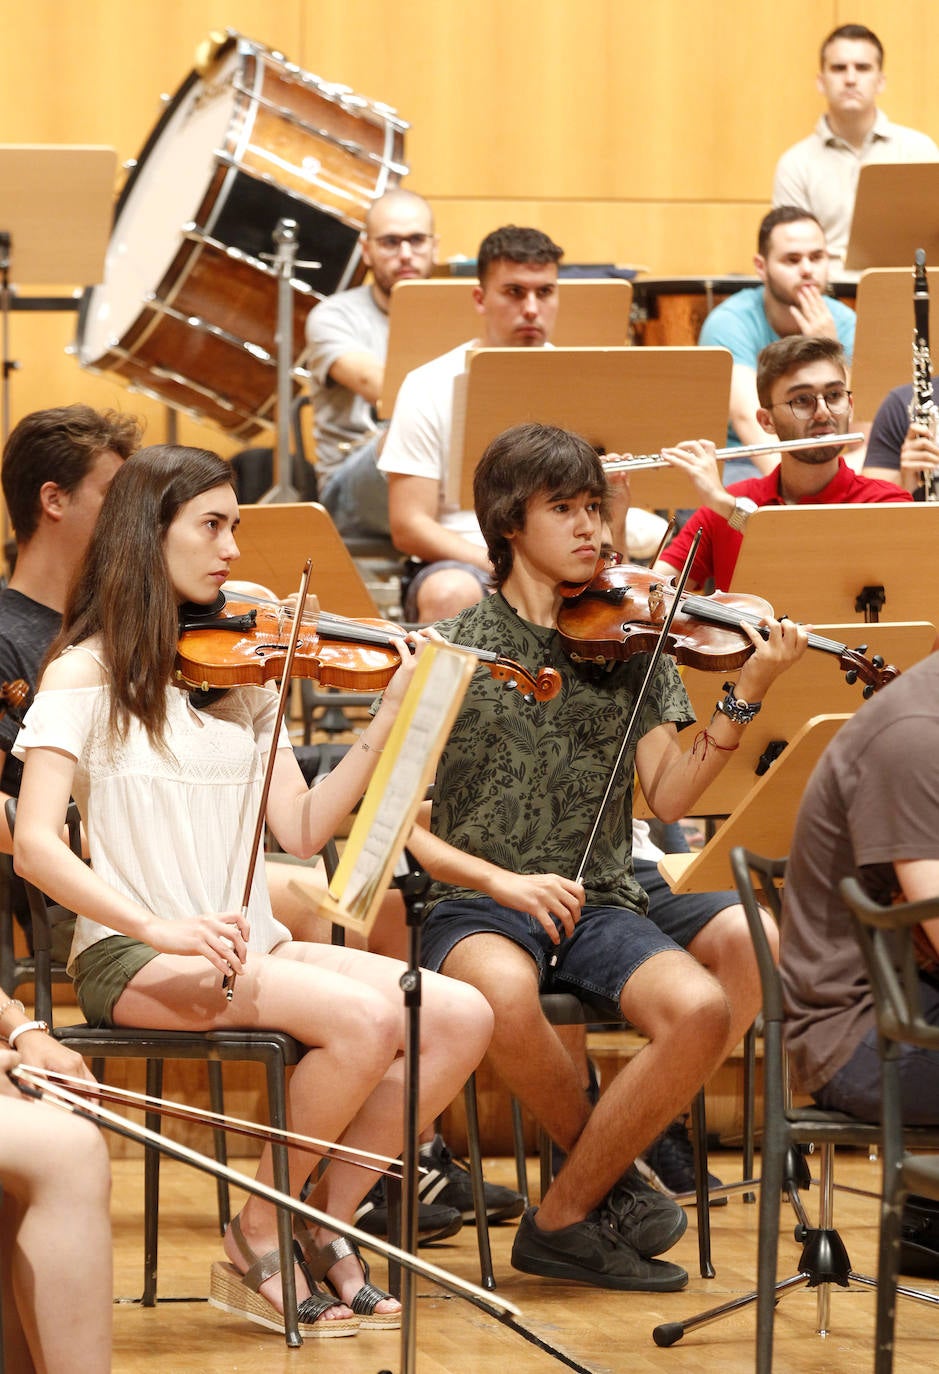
[51, 444, 234, 745]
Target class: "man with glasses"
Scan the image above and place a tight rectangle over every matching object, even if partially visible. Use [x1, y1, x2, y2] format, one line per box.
[305, 188, 438, 536]
[653, 335, 910, 592]
[697, 207, 856, 482]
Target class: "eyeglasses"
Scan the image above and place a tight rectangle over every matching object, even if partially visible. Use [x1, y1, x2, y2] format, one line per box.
[369, 233, 433, 253]
[768, 387, 852, 420]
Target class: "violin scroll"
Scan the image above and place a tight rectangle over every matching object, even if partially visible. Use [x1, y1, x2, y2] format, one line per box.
[485, 658, 562, 703]
[0, 679, 28, 719]
[838, 647, 901, 698]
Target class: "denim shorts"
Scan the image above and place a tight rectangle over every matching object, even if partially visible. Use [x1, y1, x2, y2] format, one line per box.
[634, 858, 738, 949]
[420, 895, 683, 1019]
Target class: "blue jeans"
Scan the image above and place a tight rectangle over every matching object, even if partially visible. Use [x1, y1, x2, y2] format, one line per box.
[319, 431, 390, 537]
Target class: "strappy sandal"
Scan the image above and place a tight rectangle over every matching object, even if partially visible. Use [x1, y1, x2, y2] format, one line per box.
[209, 1214, 359, 1339]
[296, 1229, 402, 1330]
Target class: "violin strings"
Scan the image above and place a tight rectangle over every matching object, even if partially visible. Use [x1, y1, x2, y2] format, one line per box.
[680, 594, 845, 655]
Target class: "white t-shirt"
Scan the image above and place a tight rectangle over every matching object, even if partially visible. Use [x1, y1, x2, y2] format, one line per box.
[14, 666, 293, 968]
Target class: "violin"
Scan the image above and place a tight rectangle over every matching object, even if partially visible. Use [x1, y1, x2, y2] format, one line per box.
[556, 562, 899, 697]
[0, 679, 28, 719]
[176, 591, 562, 703]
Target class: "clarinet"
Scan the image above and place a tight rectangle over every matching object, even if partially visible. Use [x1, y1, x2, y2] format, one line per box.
[910, 248, 938, 502]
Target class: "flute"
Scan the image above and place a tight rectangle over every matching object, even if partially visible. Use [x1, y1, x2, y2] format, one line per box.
[599, 432, 865, 475]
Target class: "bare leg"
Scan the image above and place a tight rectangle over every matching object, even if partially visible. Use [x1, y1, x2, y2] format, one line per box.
[0, 1095, 112, 1374]
[686, 903, 776, 1057]
[114, 943, 492, 1319]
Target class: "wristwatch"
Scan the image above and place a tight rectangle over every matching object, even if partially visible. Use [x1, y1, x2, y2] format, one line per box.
[727, 496, 758, 533]
[714, 682, 762, 726]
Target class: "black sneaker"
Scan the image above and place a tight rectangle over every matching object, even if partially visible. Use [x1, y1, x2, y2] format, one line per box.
[899, 1195, 939, 1277]
[637, 1118, 728, 1206]
[418, 1133, 525, 1223]
[354, 1177, 463, 1246]
[510, 1205, 687, 1291]
[605, 1165, 688, 1256]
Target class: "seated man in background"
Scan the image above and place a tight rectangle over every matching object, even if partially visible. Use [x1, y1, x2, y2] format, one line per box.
[862, 374, 939, 497]
[781, 648, 939, 1275]
[654, 336, 909, 591]
[378, 224, 665, 621]
[772, 24, 939, 275]
[698, 207, 856, 482]
[305, 188, 437, 536]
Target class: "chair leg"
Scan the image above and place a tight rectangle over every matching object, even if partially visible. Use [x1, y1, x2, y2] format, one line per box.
[142, 1059, 163, 1306]
[689, 1089, 715, 1279]
[741, 1023, 758, 1203]
[206, 1060, 230, 1234]
[263, 1057, 301, 1348]
[462, 1075, 496, 1289]
[510, 1096, 530, 1206]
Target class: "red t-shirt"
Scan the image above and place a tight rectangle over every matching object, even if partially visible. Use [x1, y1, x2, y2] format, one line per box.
[658, 459, 911, 590]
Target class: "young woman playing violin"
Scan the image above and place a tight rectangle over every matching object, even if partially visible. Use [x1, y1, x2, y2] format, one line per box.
[11, 445, 494, 1339]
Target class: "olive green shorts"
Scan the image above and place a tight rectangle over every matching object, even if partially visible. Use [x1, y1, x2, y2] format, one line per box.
[72, 935, 159, 1027]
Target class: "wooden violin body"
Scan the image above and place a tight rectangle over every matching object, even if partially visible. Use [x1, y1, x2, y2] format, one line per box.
[176, 592, 563, 702]
[557, 563, 900, 696]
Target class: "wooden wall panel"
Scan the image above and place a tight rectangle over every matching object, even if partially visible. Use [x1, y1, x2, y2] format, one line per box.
[2, 0, 939, 446]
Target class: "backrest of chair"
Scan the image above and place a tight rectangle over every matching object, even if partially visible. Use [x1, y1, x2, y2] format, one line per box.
[4, 797, 83, 1024]
[839, 875, 939, 1056]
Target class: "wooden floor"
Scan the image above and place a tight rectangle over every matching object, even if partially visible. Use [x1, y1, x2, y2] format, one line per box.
[108, 1148, 939, 1374]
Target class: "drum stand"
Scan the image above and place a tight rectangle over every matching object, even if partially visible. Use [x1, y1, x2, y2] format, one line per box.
[260, 218, 320, 505]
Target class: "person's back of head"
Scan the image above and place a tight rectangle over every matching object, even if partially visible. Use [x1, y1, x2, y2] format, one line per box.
[476, 226, 564, 286]
[2, 405, 141, 545]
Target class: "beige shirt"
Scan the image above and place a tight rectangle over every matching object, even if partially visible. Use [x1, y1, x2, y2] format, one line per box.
[772, 110, 939, 271]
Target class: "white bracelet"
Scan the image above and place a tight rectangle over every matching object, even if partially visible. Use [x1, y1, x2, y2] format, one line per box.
[7, 1020, 49, 1048]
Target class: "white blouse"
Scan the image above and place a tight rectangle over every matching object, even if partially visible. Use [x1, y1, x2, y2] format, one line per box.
[14, 669, 294, 968]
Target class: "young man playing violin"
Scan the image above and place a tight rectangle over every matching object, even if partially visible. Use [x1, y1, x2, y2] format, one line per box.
[653, 335, 910, 592]
[407, 420, 807, 1290]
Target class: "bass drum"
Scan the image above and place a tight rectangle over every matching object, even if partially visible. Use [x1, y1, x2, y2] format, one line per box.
[76, 32, 408, 440]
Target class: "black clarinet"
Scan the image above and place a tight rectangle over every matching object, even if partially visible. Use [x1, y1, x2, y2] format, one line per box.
[910, 248, 938, 501]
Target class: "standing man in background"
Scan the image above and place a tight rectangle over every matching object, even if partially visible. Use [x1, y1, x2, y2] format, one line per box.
[305, 188, 438, 536]
[772, 24, 938, 274]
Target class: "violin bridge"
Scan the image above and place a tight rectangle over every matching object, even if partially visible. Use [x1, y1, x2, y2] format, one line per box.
[648, 582, 665, 621]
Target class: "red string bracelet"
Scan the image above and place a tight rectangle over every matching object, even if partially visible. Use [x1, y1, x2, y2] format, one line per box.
[692, 728, 740, 761]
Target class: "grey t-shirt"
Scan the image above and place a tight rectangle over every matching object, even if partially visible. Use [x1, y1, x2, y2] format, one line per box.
[781, 652, 939, 1094]
[304, 283, 388, 478]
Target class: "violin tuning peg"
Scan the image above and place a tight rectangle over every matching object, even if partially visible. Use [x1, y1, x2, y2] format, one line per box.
[854, 643, 868, 656]
[863, 684, 875, 700]
[523, 692, 535, 705]
[503, 676, 518, 692]
[844, 669, 858, 685]
[872, 655, 884, 669]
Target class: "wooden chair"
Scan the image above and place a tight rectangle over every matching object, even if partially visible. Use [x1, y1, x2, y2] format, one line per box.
[839, 876, 939, 1374]
[6, 800, 309, 1348]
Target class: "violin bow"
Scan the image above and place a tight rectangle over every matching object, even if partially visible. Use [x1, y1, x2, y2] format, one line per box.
[222, 560, 313, 1002]
[9, 1063, 521, 1320]
[19, 1067, 415, 1177]
[574, 530, 702, 885]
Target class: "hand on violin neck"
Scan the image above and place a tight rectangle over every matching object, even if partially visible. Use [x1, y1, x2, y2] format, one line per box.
[734, 613, 809, 700]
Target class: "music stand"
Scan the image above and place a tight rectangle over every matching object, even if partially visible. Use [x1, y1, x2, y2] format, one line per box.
[727, 503, 939, 627]
[449, 346, 732, 510]
[657, 715, 849, 895]
[637, 622, 935, 822]
[230, 502, 379, 617]
[845, 163, 939, 273]
[850, 266, 939, 421]
[0, 145, 116, 443]
[378, 278, 634, 418]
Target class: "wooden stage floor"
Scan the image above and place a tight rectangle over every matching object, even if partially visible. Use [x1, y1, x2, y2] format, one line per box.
[107, 1148, 939, 1373]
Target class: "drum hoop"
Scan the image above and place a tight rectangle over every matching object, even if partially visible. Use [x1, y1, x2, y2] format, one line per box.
[230, 77, 408, 177]
[179, 226, 316, 293]
[209, 153, 370, 237]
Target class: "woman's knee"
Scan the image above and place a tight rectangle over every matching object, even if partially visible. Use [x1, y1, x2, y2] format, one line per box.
[421, 976, 494, 1065]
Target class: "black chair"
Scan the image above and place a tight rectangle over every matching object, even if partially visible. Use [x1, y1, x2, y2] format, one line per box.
[6, 800, 308, 1348]
[653, 848, 939, 1369]
[839, 876, 939, 1374]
